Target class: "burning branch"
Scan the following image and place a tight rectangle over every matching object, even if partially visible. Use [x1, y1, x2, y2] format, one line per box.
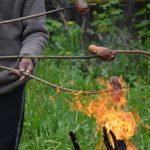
[68, 128, 127, 150]
[103, 127, 114, 150]
[0, 64, 125, 95]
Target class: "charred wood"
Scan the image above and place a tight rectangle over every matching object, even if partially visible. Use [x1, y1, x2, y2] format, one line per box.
[103, 127, 127, 150]
[69, 131, 81, 150]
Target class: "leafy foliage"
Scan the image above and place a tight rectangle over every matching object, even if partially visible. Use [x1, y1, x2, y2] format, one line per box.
[91, 0, 124, 33]
[134, 3, 150, 37]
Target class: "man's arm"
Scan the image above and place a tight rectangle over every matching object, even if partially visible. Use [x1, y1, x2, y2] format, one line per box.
[20, 0, 49, 63]
[12, 0, 49, 81]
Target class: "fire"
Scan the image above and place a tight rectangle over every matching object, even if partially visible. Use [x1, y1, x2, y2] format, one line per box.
[68, 75, 139, 149]
[127, 143, 138, 150]
[57, 87, 60, 93]
[49, 96, 55, 102]
[70, 80, 74, 85]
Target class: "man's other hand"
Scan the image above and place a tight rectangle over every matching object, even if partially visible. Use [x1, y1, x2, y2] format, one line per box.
[10, 58, 34, 81]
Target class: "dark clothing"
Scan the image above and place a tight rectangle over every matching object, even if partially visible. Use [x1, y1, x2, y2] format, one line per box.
[0, 85, 25, 150]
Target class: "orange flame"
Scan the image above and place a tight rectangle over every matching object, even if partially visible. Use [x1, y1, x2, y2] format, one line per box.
[127, 143, 138, 150]
[68, 75, 139, 149]
[57, 87, 60, 93]
[70, 80, 74, 85]
[49, 96, 55, 102]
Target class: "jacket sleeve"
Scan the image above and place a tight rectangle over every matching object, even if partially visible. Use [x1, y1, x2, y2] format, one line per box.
[20, 0, 49, 66]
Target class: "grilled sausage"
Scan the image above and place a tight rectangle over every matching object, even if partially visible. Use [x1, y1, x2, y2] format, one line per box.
[75, 0, 89, 14]
[88, 44, 116, 62]
[110, 76, 121, 102]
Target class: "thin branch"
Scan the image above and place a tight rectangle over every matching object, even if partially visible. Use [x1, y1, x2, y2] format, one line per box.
[0, 55, 102, 60]
[0, 49, 149, 60]
[69, 131, 81, 150]
[0, 4, 97, 25]
[0, 64, 120, 95]
[52, 0, 68, 30]
[115, 50, 150, 57]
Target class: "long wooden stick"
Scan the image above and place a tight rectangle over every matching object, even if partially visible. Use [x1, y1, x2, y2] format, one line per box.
[0, 50, 149, 60]
[0, 4, 96, 25]
[116, 50, 150, 56]
[0, 64, 120, 95]
[0, 55, 102, 60]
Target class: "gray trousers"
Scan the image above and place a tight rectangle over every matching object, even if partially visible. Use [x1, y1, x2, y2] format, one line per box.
[0, 85, 25, 150]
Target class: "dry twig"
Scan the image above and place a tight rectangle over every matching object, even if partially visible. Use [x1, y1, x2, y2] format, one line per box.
[52, 0, 68, 30]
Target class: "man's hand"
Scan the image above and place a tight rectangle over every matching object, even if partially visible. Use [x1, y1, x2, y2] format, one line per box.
[10, 58, 34, 81]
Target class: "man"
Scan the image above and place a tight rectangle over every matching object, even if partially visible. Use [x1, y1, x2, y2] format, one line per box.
[0, 0, 49, 149]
